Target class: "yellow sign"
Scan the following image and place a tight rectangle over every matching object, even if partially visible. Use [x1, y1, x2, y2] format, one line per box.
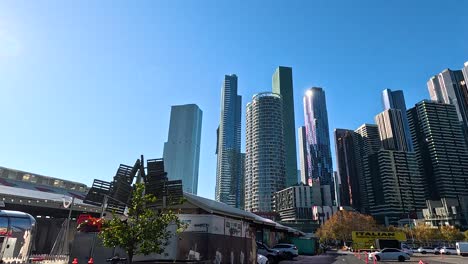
[351, 231, 407, 250]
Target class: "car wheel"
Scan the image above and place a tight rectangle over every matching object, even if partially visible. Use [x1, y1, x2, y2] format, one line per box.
[421, 251, 426, 254]
[267, 255, 275, 264]
[398, 256, 405, 262]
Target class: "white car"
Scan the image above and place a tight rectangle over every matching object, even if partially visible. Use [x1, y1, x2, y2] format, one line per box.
[272, 243, 299, 259]
[417, 246, 436, 254]
[369, 248, 411, 262]
[440, 247, 457, 255]
[256, 241, 279, 263]
[257, 254, 269, 264]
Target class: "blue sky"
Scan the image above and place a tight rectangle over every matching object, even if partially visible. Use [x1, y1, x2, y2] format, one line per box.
[0, 1, 467, 199]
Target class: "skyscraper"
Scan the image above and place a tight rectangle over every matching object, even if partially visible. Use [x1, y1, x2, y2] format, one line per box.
[365, 149, 426, 225]
[427, 69, 468, 131]
[354, 123, 381, 213]
[382, 89, 413, 151]
[375, 109, 408, 151]
[408, 100, 468, 200]
[215, 74, 242, 208]
[297, 126, 308, 185]
[303, 87, 333, 186]
[334, 129, 362, 209]
[163, 104, 202, 194]
[272, 66, 298, 187]
[245, 93, 285, 212]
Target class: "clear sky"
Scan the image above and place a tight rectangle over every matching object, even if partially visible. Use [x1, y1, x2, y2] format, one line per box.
[0, 1, 467, 199]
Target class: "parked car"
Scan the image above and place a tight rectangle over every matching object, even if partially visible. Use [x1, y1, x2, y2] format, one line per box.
[440, 247, 457, 255]
[369, 248, 411, 262]
[433, 247, 442, 255]
[256, 241, 279, 264]
[257, 254, 269, 264]
[272, 243, 299, 259]
[417, 246, 436, 254]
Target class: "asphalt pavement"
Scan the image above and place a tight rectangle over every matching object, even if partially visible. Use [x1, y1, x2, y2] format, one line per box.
[278, 250, 468, 264]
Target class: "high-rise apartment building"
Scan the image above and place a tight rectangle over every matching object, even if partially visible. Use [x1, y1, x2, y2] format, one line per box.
[273, 66, 298, 187]
[427, 69, 468, 131]
[408, 100, 468, 200]
[365, 149, 426, 225]
[303, 87, 333, 186]
[382, 89, 413, 151]
[245, 93, 286, 212]
[354, 124, 381, 213]
[297, 126, 308, 185]
[215, 74, 243, 208]
[334, 129, 362, 209]
[163, 104, 202, 194]
[375, 109, 408, 151]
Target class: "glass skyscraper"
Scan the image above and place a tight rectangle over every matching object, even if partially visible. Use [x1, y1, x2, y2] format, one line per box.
[245, 92, 285, 212]
[163, 104, 202, 194]
[215, 74, 243, 208]
[381, 89, 413, 151]
[303, 87, 333, 186]
[272, 66, 298, 187]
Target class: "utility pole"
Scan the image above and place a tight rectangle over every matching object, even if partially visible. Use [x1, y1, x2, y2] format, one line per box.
[64, 197, 75, 255]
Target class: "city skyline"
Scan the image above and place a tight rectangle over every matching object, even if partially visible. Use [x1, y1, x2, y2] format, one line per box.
[1, 1, 467, 200]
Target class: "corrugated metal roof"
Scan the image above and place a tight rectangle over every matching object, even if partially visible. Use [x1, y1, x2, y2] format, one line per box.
[183, 192, 305, 235]
[0, 185, 88, 205]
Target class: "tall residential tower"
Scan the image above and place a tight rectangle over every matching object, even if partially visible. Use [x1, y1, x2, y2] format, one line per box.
[272, 66, 298, 187]
[215, 74, 243, 208]
[303, 87, 333, 186]
[163, 104, 202, 194]
[245, 93, 286, 212]
[381, 89, 413, 151]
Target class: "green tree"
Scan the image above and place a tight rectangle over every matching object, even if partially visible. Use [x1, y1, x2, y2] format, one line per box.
[465, 230, 468, 241]
[413, 224, 439, 245]
[99, 183, 185, 264]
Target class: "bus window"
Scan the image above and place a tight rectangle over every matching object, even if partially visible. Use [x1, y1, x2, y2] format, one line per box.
[9, 217, 33, 262]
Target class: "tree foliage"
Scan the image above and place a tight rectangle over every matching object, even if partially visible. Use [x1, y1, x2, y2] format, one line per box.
[315, 210, 381, 242]
[439, 226, 464, 242]
[99, 183, 185, 264]
[464, 230, 468, 241]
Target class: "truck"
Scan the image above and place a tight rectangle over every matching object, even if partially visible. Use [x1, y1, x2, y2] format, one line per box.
[351, 231, 407, 251]
[375, 239, 400, 250]
[456, 242, 468, 256]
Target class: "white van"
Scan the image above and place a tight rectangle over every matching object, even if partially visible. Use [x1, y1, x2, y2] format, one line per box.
[456, 242, 468, 256]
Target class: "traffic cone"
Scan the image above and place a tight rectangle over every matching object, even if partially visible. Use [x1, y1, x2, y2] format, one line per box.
[72, 258, 78, 264]
[88, 258, 94, 264]
[418, 260, 424, 264]
[373, 255, 377, 264]
[365, 252, 369, 264]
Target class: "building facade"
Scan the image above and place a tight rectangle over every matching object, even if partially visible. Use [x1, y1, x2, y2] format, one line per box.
[354, 124, 381, 213]
[365, 150, 426, 226]
[215, 74, 243, 208]
[274, 184, 322, 222]
[303, 87, 333, 187]
[382, 89, 413, 151]
[375, 109, 408, 151]
[272, 66, 298, 187]
[334, 129, 362, 209]
[163, 104, 202, 194]
[297, 126, 308, 185]
[408, 100, 468, 200]
[245, 93, 286, 212]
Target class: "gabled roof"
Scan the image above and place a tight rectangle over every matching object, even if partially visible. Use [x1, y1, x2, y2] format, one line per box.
[183, 192, 305, 236]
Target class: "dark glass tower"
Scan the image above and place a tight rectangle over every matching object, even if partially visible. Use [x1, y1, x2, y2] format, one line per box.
[408, 100, 468, 200]
[375, 109, 408, 151]
[381, 89, 413, 151]
[272, 66, 298, 187]
[215, 74, 242, 208]
[334, 129, 362, 209]
[303, 87, 333, 187]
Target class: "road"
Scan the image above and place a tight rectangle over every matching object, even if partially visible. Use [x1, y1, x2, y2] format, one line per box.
[278, 250, 468, 264]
